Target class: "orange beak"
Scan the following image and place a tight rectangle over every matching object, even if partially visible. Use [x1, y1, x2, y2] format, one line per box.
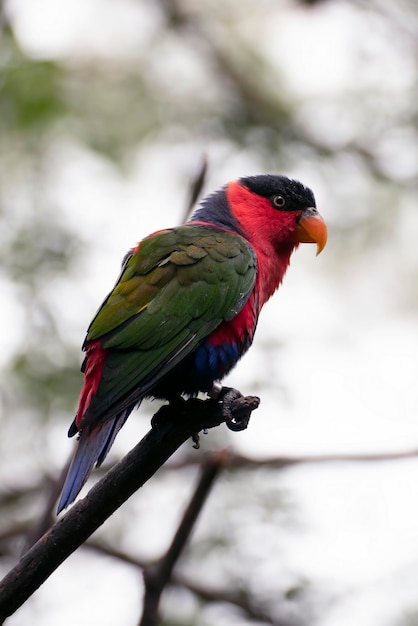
[294, 209, 327, 256]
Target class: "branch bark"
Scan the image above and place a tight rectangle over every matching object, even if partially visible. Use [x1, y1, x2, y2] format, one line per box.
[0, 394, 259, 623]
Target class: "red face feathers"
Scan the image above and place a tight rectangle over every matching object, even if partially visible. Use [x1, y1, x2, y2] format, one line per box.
[191, 174, 327, 306]
[192, 175, 326, 253]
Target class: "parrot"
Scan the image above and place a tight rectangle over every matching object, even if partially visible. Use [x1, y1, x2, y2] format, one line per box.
[57, 174, 327, 513]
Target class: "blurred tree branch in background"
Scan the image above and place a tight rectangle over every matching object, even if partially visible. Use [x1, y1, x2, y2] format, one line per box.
[139, 452, 225, 626]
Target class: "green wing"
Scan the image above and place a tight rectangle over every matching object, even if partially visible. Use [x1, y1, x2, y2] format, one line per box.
[80, 225, 257, 425]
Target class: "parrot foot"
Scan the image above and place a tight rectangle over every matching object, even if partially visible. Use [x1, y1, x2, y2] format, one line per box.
[150, 389, 260, 444]
[218, 387, 260, 432]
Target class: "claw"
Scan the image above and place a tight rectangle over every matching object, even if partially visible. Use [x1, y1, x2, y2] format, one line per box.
[150, 389, 260, 447]
[220, 387, 260, 432]
[226, 413, 251, 432]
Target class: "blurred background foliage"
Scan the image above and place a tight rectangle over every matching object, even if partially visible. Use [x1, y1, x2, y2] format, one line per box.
[0, 0, 418, 625]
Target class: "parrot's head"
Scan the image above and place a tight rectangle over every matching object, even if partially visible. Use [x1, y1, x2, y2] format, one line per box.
[227, 175, 327, 256]
[190, 174, 327, 256]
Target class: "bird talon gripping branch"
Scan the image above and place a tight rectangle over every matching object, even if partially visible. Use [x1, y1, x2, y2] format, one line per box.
[222, 389, 260, 432]
[226, 415, 250, 432]
[57, 174, 327, 513]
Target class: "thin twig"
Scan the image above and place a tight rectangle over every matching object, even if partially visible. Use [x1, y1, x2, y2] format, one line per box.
[182, 153, 208, 222]
[164, 447, 418, 471]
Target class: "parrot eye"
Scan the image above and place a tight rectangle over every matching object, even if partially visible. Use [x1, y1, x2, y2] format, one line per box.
[272, 195, 286, 209]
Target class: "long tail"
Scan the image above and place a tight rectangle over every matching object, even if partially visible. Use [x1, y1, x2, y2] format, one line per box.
[57, 405, 136, 514]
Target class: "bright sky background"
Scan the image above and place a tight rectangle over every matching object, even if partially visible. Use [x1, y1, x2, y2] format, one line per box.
[3, 1, 418, 625]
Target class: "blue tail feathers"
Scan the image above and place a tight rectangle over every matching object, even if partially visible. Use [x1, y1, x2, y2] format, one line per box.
[57, 408, 133, 514]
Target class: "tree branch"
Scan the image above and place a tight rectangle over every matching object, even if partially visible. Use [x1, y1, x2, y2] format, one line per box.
[139, 450, 226, 626]
[85, 538, 288, 626]
[0, 393, 259, 623]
